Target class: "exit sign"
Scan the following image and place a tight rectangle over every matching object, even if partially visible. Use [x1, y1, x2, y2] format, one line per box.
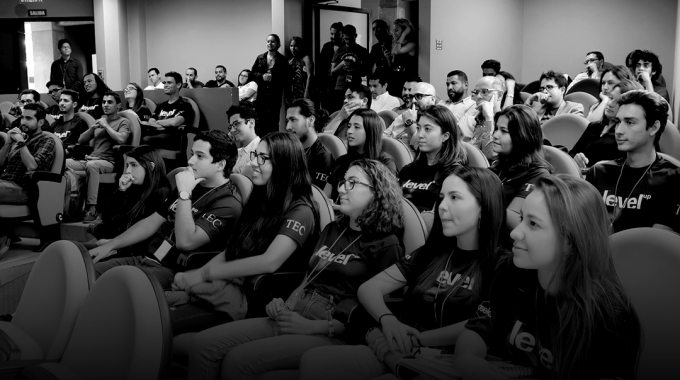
[28, 9, 47, 17]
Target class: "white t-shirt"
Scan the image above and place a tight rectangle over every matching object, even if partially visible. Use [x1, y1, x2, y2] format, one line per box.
[239, 82, 258, 102]
[144, 82, 164, 90]
[370, 92, 401, 113]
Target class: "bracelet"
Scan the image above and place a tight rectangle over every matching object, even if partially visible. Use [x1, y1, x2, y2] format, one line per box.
[365, 326, 376, 343]
[327, 314, 335, 338]
[378, 313, 395, 326]
[506, 94, 514, 98]
[201, 266, 212, 283]
[15, 141, 26, 149]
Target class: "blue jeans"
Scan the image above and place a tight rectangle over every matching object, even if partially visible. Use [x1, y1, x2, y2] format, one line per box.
[0, 180, 28, 205]
[187, 289, 344, 380]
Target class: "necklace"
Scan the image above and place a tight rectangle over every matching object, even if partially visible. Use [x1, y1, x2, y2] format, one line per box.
[610, 157, 655, 227]
[433, 251, 454, 327]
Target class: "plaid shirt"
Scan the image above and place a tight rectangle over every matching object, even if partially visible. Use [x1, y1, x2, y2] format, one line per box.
[1, 132, 56, 185]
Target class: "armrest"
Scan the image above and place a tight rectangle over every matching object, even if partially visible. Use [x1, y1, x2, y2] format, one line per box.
[24, 171, 63, 183]
[176, 250, 221, 269]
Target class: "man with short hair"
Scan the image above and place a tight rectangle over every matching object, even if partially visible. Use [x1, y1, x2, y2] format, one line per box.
[567, 51, 607, 91]
[286, 98, 334, 189]
[369, 71, 400, 113]
[46, 81, 64, 123]
[49, 39, 83, 91]
[323, 83, 372, 137]
[385, 82, 438, 151]
[226, 102, 260, 175]
[481, 59, 501, 77]
[525, 70, 584, 125]
[439, 70, 478, 139]
[89, 130, 242, 289]
[369, 20, 392, 76]
[145, 68, 164, 90]
[67, 91, 130, 221]
[142, 71, 196, 150]
[330, 24, 371, 111]
[470, 76, 505, 160]
[392, 76, 421, 115]
[183, 68, 205, 89]
[320, 22, 345, 110]
[51, 89, 87, 155]
[5, 89, 42, 132]
[205, 65, 235, 88]
[632, 50, 670, 103]
[0, 103, 56, 255]
[586, 90, 680, 233]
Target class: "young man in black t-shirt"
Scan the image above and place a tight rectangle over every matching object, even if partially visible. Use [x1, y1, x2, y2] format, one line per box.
[46, 80, 63, 124]
[285, 99, 335, 189]
[142, 71, 196, 150]
[90, 130, 242, 289]
[205, 65, 235, 88]
[51, 89, 87, 155]
[586, 90, 680, 233]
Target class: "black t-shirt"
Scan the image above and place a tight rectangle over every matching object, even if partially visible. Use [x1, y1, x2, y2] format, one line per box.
[586, 155, 680, 233]
[148, 183, 243, 271]
[135, 105, 152, 122]
[329, 151, 398, 200]
[78, 96, 103, 119]
[397, 247, 480, 332]
[153, 97, 195, 128]
[307, 222, 403, 311]
[369, 41, 392, 74]
[47, 104, 62, 123]
[399, 159, 444, 212]
[205, 80, 235, 88]
[52, 114, 88, 146]
[491, 162, 550, 204]
[570, 120, 625, 166]
[307, 138, 335, 190]
[465, 257, 639, 379]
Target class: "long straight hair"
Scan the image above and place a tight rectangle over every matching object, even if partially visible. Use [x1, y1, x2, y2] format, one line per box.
[347, 108, 383, 160]
[600, 79, 644, 125]
[416, 105, 467, 168]
[80, 72, 111, 100]
[534, 175, 640, 380]
[121, 145, 168, 222]
[123, 82, 145, 114]
[225, 132, 318, 259]
[492, 105, 549, 172]
[401, 166, 506, 325]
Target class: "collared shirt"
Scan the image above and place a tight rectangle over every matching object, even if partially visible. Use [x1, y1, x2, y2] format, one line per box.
[567, 71, 601, 91]
[233, 136, 261, 175]
[439, 96, 478, 139]
[370, 92, 401, 113]
[531, 99, 584, 125]
[1, 132, 56, 186]
[144, 82, 164, 90]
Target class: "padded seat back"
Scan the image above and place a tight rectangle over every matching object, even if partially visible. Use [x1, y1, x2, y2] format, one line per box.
[564, 92, 598, 118]
[318, 133, 347, 160]
[382, 137, 413, 172]
[59, 266, 171, 380]
[378, 110, 398, 129]
[401, 197, 428, 256]
[565, 78, 600, 98]
[659, 120, 680, 161]
[229, 173, 253, 205]
[42, 131, 65, 175]
[543, 145, 580, 177]
[77, 112, 96, 129]
[461, 141, 489, 168]
[2, 113, 16, 126]
[521, 80, 540, 94]
[312, 184, 335, 232]
[0, 101, 14, 114]
[118, 110, 142, 146]
[659, 152, 680, 167]
[612, 228, 680, 379]
[144, 98, 157, 114]
[519, 91, 531, 103]
[166, 167, 184, 191]
[541, 114, 589, 150]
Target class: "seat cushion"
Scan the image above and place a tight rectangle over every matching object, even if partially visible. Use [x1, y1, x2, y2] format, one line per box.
[0, 322, 44, 361]
[0, 205, 31, 218]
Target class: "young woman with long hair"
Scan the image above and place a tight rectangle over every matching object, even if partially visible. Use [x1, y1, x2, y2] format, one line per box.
[122, 82, 152, 122]
[328, 108, 397, 200]
[78, 72, 111, 119]
[287, 36, 315, 104]
[570, 79, 643, 169]
[297, 165, 507, 380]
[251, 34, 289, 135]
[491, 105, 551, 230]
[89, 145, 170, 250]
[187, 159, 405, 380]
[237, 69, 258, 102]
[399, 105, 467, 212]
[389, 18, 417, 97]
[586, 65, 636, 123]
[454, 175, 641, 380]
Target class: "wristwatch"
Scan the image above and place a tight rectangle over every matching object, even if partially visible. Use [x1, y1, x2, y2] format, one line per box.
[405, 118, 415, 127]
[179, 191, 192, 201]
[15, 141, 26, 149]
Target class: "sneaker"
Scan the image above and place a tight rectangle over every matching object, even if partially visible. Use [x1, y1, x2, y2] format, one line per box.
[0, 236, 10, 260]
[83, 211, 99, 222]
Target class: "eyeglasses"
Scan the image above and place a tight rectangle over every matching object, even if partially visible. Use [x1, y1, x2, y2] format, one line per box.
[250, 151, 269, 166]
[470, 89, 497, 96]
[19, 100, 35, 105]
[539, 85, 560, 92]
[583, 58, 599, 65]
[413, 93, 434, 100]
[338, 179, 374, 191]
[48, 88, 62, 94]
[230, 119, 250, 129]
[123, 87, 137, 93]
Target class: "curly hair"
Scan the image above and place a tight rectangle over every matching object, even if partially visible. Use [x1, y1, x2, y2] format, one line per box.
[336, 159, 403, 236]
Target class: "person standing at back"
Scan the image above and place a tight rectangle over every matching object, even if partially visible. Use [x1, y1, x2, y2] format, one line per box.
[252, 34, 289, 135]
[50, 39, 84, 92]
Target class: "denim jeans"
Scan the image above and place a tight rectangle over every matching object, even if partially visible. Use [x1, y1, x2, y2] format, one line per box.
[0, 180, 28, 205]
[66, 159, 114, 205]
[187, 289, 344, 380]
[299, 345, 393, 380]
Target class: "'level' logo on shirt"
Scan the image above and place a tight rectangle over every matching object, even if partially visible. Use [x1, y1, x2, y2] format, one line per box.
[602, 190, 651, 209]
[402, 179, 436, 190]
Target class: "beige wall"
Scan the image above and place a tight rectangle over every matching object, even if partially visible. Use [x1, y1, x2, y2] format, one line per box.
[522, 0, 677, 88]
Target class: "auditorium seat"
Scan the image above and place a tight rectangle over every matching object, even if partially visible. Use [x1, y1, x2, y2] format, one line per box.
[144, 98, 157, 114]
[382, 136, 413, 172]
[317, 133, 347, 160]
[612, 227, 680, 379]
[77, 112, 96, 129]
[0, 101, 14, 114]
[543, 145, 580, 177]
[519, 91, 531, 103]
[1, 113, 16, 126]
[659, 152, 680, 167]
[521, 80, 540, 95]
[401, 197, 428, 256]
[659, 120, 680, 161]
[461, 141, 489, 168]
[564, 92, 598, 118]
[541, 114, 589, 151]
[312, 184, 335, 232]
[565, 78, 600, 98]
[378, 110, 398, 129]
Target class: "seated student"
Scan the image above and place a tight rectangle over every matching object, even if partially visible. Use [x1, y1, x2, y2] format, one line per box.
[384, 82, 438, 152]
[46, 80, 64, 124]
[67, 91, 131, 222]
[286, 98, 335, 189]
[145, 68, 164, 90]
[3, 89, 42, 132]
[122, 82, 152, 122]
[186, 158, 404, 380]
[298, 165, 507, 380]
[481, 59, 501, 77]
[323, 83, 372, 138]
[567, 51, 607, 91]
[497, 71, 523, 110]
[369, 71, 401, 113]
[0, 103, 56, 255]
[205, 65, 235, 88]
[237, 69, 258, 102]
[328, 109, 397, 200]
[470, 76, 504, 160]
[631, 49, 670, 103]
[88, 145, 171, 254]
[586, 65, 636, 123]
[570, 79, 643, 169]
[227, 102, 260, 175]
[89, 130, 241, 289]
[491, 105, 550, 231]
[399, 105, 466, 212]
[51, 89, 88, 157]
[78, 73, 110, 119]
[183, 67, 205, 89]
[439, 70, 478, 139]
[170, 132, 320, 335]
[392, 76, 420, 115]
[586, 90, 680, 233]
[142, 71, 196, 150]
[523, 70, 584, 125]
[453, 175, 641, 380]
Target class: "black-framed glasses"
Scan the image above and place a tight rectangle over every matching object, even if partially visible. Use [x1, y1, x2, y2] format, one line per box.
[470, 88, 497, 96]
[539, 84, 560, 92]
[583, 57, 599, 65]
[338, 179, 374, 191]
[230, 119, 250, 129]
[250, 151, 269, 166]
[48, 88, 62, 94]
[123, 86, 137, 93]
[413, 93, 434, 100]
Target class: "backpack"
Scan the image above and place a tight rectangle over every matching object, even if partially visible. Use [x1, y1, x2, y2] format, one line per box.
[63, 168, 86, 222]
